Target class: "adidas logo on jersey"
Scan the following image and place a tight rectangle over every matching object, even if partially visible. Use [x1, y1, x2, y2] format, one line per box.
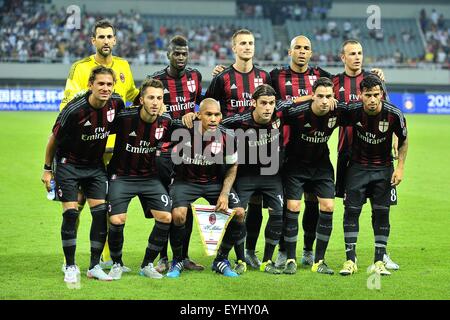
[129, 131, 137, 136]
[84, 120, 91, 126]
[230, 84, 238, 89]
[339, 86, 345, 92]
[356, 122, 363, 127]
[285, 81, 292, 86]
[164, 88, 170, 94]
[304, 123, 312, 128]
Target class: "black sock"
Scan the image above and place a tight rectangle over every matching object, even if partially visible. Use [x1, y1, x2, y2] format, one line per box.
[343, 206, 361, 262]
[61, 209, 79, 266]
[245, 202, 263, 251]
[181, 207, 193, 259]
[303, 200, 319, 251]
[169, 223, 185, 262]
[142, 220, 171, 268]
[216, 219, 241, 261]
[263, 210, 283, 262]
[283, 209, 299, 260]
[89, 203, 108, 269]
[278, 204, 287, 252]
[315, 211, 333, 262]
[372, 207, 390, 262]
[234, 222, 246, 261]
[108, 222, 125, 265]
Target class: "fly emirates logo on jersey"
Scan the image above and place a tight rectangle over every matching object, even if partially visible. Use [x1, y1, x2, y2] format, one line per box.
[231, 92, 253, 109]
[126, 140, 157, 154]
[168, 96, 196, 112]
[81, 127, 110, 141]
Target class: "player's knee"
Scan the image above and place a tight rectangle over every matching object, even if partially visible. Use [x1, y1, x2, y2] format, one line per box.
[319, 201, 334, 213]
[287, 200, 301, 212]
[234, 207, 245, 222]
[172, 207, 187, 225]
[63, 208, 80, 221]
[109, 213, 127, 225]
[154, 211, 172, 224]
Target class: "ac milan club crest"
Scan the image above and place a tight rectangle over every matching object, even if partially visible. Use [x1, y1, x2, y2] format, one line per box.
[187, 79, 196, 93]
[107, 108, 115, 122]
[210, 142, 222, 155]
[209, 213, 216, 225]
[378, 120, 389, 133]
[120, 73, 125, 83]
[328, 116, 337, 128]
[254, 77, 263, 88]
[308, 75, 317, 85]
[155, 127, 164, 140]
[272, 118, 281, 129]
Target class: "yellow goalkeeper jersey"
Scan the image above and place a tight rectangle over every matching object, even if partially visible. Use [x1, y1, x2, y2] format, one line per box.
[59, 55, 139, 110]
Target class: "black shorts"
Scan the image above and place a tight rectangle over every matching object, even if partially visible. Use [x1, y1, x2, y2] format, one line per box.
[54, 162, 107, 202]
[170, 181, 241, 209]
[234, 175, 284, 211]
[344, 164, 394, 207]
[335, 152, 350, 198]
[107, 176, 171, 218]
[284, 160, 335, 200]
[156, 155, 175, 191]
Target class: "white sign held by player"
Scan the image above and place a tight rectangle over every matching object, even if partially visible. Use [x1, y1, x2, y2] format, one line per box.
[192, 204, 235, 256]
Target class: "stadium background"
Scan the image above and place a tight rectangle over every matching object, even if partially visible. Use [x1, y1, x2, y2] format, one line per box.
[0, 0, 449, 302]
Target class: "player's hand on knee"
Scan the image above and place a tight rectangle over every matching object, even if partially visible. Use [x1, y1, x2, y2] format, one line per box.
[212, 65, 226, 76]
[215, 194, 229, 213]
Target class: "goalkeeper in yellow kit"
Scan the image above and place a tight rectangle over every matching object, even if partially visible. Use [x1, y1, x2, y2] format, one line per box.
[59, 19, 139, 273]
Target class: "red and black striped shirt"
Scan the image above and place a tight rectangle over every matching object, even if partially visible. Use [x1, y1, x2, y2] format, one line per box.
[333, 70, 373, 154]
[270, 65, 332, 147]
[341, 101, 407, 167]
[173, 125, 238, 184]
[283, 101, 341, 166]
[107, 107, 172, 177]
[205, 65, 271, 118]
[52, 91, 124, 166]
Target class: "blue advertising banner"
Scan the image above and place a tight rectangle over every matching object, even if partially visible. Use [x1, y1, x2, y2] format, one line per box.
[0, 88, 449, 114]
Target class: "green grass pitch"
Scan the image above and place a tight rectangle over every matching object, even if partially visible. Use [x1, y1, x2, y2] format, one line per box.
[0, 112, 449, 300]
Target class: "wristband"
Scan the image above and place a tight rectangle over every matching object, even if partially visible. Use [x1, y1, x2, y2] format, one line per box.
[44, 164, 52, 171]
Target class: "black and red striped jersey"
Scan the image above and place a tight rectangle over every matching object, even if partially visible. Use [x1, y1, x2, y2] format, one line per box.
[107, 107, 172, 177]
[270, 65, 332, 147]
[222, 109, 284, 176]
[283, 101, 342, 166]
[205, 65, 271, 118]
[149, 66, 202, 119]
[52, 91, 124, 166]
[173, 124, 238, 184]
[341, 101, 407, 167]
[150, 67, 202, 157]
[270, 65, 332, 100]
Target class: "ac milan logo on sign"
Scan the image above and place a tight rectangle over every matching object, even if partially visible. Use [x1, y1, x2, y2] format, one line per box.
[210, 142, 222, 155]
[155, 127, 164, 140]
[187, 79, 196, 93]
[328, 116, 337, 128]
[209, 213, 216, 225]
[308, 75, 317, 85]
[120, 73, 125, 83]
[107, 109, 115, 122]
[254, 77, 263, 88]
[378, 120, 389, 133]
